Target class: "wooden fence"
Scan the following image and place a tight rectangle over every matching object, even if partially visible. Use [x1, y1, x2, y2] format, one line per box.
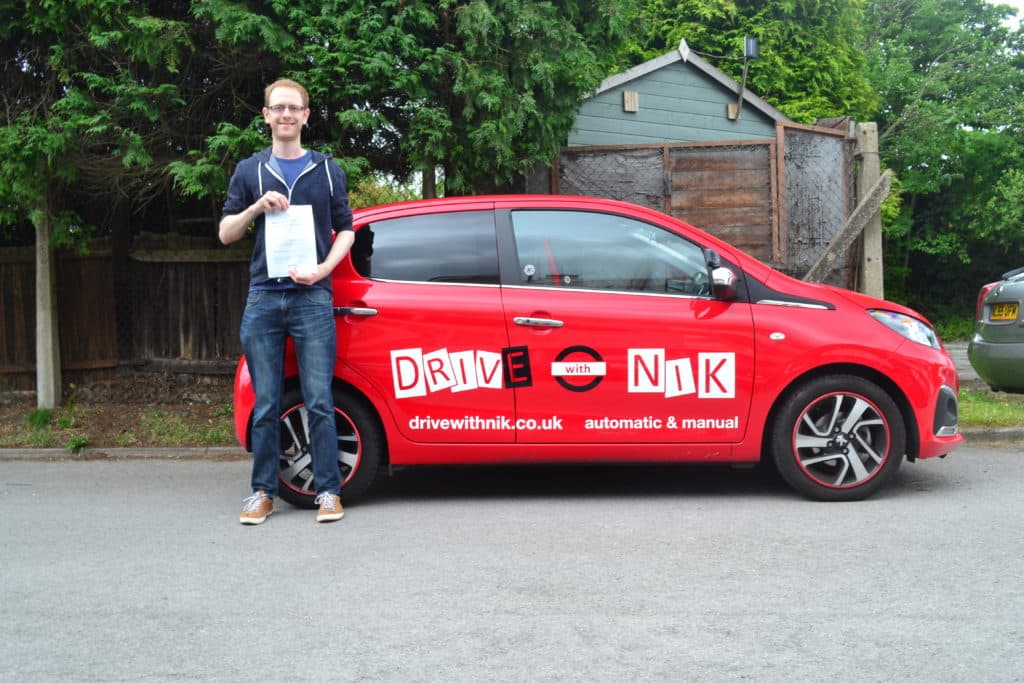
[127, 250, 248, 364]
[0, 247, 248, 391]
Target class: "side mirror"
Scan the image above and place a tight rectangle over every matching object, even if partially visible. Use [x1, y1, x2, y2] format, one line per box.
[712, 266, 738, 301]
[705, 248, 721, 269]
[704, 249, 736, 300]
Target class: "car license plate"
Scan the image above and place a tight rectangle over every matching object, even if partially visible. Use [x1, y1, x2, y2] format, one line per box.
[990, 302, 1019, 321]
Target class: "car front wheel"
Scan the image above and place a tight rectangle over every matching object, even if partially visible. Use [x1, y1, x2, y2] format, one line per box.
[276, 387, 383, 508]
[770, 375, 905, 501]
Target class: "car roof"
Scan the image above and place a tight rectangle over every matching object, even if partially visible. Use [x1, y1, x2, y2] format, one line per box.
[352, 194, 660, 221]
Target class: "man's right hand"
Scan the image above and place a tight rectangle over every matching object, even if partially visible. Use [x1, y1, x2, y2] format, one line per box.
[219, 191, 291, 245]
[256, 191, 290, 214]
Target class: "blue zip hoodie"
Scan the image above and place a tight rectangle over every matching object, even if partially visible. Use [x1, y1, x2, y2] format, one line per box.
[222, 147, 353, 292]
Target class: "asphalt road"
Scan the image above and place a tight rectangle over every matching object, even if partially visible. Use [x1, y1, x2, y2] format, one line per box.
[2, 444, 1022, 682]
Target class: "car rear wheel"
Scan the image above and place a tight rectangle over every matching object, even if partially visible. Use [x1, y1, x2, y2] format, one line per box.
[276, 387, 383, 508]
[770, 375, 905, 501]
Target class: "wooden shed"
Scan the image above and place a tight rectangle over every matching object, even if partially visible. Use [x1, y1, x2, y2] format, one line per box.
[568, 44, 789, 146]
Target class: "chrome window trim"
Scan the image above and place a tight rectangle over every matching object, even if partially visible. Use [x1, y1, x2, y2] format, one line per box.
[503, 283, 708, 300]
[360, 277, 501, 288]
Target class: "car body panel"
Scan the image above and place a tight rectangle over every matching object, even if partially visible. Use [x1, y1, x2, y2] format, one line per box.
[337, 279, 515, 445]
[738, 299, 959, 461]
[502, 285, 756, 444]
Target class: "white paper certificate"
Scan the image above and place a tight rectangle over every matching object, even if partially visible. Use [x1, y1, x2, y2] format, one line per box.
[264, 204, 316, 278]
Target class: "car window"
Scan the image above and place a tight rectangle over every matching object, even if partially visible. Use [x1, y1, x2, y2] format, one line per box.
[351, 210, 498, 284]
[510, 210, 711, 295]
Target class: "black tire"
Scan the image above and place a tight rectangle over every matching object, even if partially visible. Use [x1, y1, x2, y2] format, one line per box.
[770, 375, 905, 501]
[276, 387, 384, 508]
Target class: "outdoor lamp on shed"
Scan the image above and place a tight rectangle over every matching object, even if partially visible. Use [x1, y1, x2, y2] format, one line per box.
[727, 36, 759, 120]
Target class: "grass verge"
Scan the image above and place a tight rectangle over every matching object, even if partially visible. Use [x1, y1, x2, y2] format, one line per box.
[958, 388, 1024, 428]
[0, 401, 236, 451]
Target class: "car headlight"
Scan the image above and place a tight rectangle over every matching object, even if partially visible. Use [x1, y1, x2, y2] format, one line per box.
[868, 309, 940, 349]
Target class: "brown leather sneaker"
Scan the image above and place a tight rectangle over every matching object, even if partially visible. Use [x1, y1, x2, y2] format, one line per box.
[315, 492, 344, 523]
[240, 491, 273, 525]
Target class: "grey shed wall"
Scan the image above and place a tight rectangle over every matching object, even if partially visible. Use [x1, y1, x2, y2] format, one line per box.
[568, 61, 778, 147]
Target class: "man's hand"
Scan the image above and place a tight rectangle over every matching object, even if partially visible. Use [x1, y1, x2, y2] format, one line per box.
[256, 191, 289, 214]
[288, 263, 325, 286]
[219, 191, 291, 245]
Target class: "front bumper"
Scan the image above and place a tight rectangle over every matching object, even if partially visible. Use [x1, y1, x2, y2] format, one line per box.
[897, 339, 962, 460]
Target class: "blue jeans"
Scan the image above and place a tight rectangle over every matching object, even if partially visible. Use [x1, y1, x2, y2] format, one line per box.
[240, 287, 340, 497]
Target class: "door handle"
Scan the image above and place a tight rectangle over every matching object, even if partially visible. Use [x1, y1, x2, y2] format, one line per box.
[334, 307, 378, 317]
[513, 316, 563, 328]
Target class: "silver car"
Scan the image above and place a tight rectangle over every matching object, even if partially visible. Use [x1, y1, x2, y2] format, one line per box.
[969, 266, 1024, 393]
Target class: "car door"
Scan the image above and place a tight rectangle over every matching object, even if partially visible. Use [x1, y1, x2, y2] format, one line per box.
[337, 207, 515, 444]
[498, 207, 755, 444]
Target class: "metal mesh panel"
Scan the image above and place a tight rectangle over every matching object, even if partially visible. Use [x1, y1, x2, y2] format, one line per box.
[782, 129, 857, 284]
[558, 147, 666, 211]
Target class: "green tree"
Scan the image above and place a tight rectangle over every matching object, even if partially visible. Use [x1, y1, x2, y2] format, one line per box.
[0, 0, 191, 407]
[618, 0, 877, 123]
[863, 0, 1024, 312]
[172, 0, 636, 198]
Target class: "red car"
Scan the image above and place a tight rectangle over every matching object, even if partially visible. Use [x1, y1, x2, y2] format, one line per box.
[232, 195, 962, 503]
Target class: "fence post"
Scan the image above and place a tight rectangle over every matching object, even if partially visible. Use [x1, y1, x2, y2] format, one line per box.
[35, 200, 62, 409]
[856, 122, 884, 298]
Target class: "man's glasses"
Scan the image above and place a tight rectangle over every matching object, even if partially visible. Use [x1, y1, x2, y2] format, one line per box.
[267, 104, 307, 114]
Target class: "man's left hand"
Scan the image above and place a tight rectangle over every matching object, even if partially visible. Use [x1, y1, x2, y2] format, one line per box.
[288, 265, 325, 286]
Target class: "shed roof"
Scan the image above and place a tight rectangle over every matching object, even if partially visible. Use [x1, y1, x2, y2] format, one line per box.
[592, 42, 791, 124]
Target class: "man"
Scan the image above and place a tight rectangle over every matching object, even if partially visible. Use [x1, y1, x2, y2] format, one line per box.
[220, 78, 354, 525]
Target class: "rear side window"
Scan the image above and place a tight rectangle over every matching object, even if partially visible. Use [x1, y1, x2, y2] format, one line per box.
[351, 210, 498, 284]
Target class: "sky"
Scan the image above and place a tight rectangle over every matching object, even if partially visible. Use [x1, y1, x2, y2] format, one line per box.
[992, 0, 1024, 28]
